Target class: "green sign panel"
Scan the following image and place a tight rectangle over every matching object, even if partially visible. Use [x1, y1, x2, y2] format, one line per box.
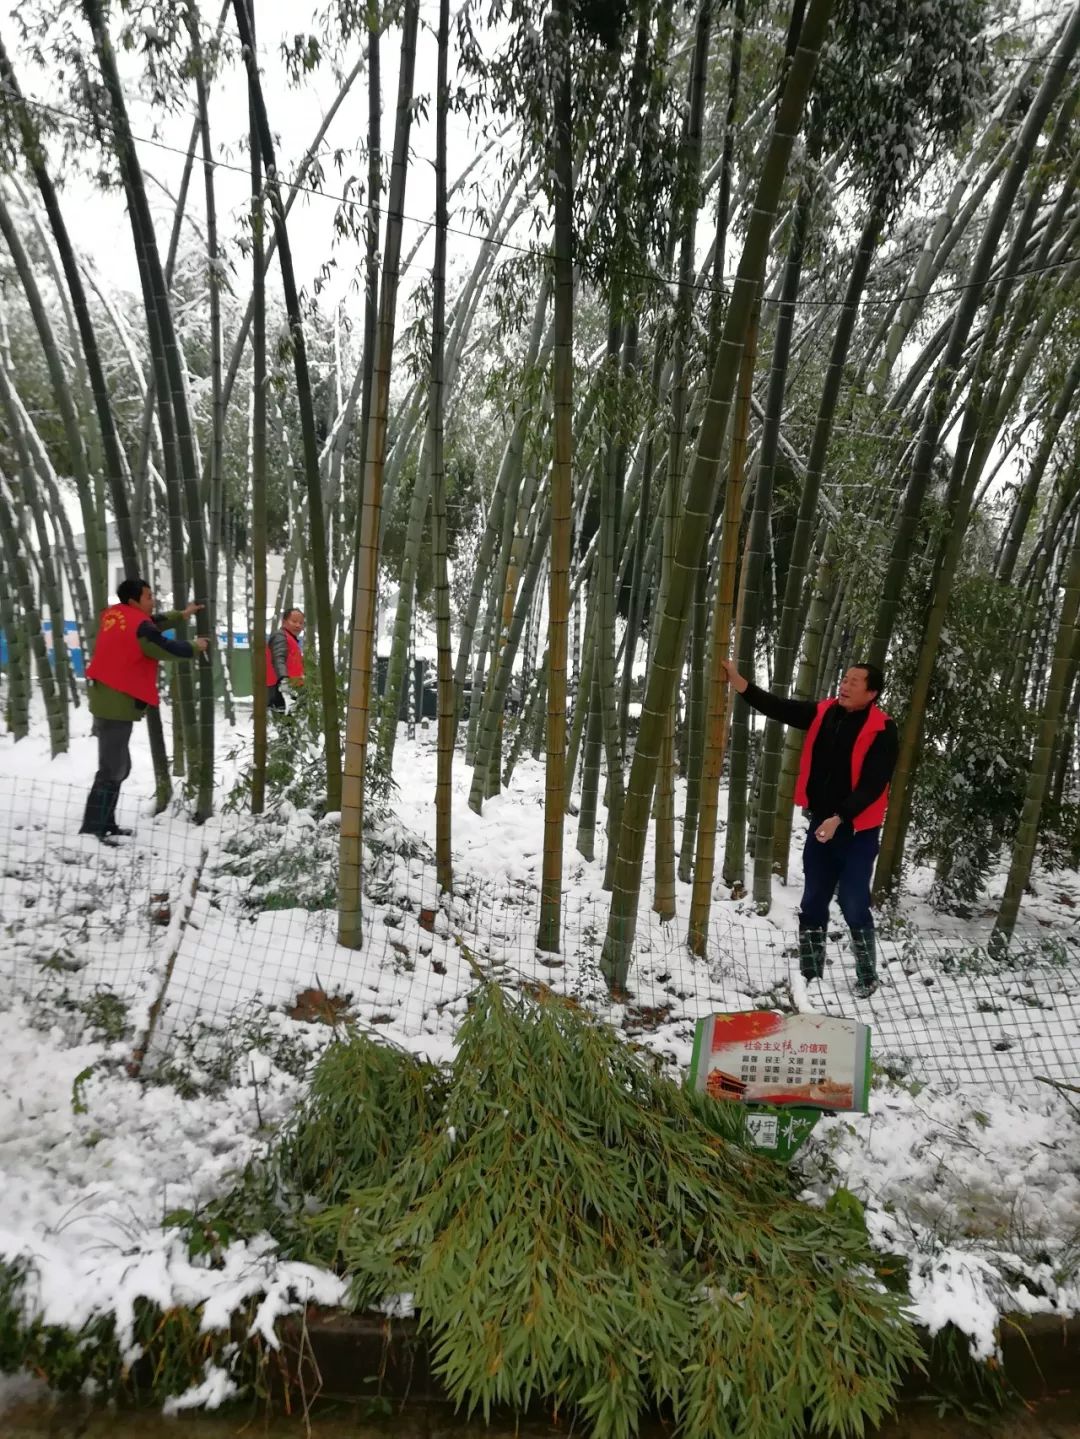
[739, 1103, 822, 1161]
[688, 1011, 872, 1162]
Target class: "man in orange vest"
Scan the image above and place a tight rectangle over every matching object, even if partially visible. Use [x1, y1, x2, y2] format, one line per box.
[721, 660, 898, 998]
[81, 578, 207, 843]
[266, 607, 305, 712]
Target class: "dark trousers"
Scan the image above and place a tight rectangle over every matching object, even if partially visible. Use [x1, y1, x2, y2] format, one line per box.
[93, 718, 133, 786]
[268, 682, 287, 712]
[80, 719, 133, 836]
[800, 821, 879, 932]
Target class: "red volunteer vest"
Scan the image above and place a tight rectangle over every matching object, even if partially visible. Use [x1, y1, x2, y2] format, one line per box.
[794, 698, 890, 832]
[86, 603, 160, 707]
[266, 629, 304, 687]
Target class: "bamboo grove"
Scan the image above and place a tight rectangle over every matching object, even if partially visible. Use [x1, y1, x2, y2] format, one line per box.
[0, 0, 1078, 987]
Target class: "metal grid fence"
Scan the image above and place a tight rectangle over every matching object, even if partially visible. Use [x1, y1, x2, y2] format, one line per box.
[1, 771, 1077, 1091]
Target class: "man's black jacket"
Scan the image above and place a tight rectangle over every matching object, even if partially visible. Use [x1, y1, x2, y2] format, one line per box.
[742, 684, 898, 824]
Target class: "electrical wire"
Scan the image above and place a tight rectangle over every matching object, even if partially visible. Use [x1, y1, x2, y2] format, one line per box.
[3, 79, 1080, 312]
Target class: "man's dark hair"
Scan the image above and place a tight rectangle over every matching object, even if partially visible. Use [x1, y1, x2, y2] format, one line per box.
[282, 606, 303, 621]
[853, 662, 884, 696]
[117, 577, 150, 606]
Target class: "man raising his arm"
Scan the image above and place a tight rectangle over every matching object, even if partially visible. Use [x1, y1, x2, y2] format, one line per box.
[720, 660, 898, 998]
[80, 578, 207, 843]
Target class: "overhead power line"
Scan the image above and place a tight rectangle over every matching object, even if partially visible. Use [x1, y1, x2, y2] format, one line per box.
[2, 80, 1079, 312]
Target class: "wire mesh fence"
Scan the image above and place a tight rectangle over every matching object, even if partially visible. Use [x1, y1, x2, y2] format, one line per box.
[1, 771, 1077, 1092]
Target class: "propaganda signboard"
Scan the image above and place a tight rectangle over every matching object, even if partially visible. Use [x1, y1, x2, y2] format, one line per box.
[689, 1011, 871, 1112]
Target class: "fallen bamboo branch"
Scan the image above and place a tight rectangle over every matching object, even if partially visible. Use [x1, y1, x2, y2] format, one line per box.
[128, 848, 208, 1078]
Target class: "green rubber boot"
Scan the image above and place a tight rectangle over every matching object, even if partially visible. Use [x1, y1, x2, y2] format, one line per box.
[850, 927, 878, 998]
[798, 925, 827, 981]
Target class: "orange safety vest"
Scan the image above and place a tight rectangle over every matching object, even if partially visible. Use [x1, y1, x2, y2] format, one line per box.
[794, 698, 890, 831]
[266, 629, 304, 687]
[86, 603, 161, 707]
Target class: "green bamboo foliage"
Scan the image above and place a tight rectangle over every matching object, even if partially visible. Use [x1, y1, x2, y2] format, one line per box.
[0, 368, 72, 733]
[225, 984, 919, 1439]
[454, 284, 550, 733]
[537, 0, 574, 955]
[1009, 461, 1080, 709]
[678, 563, 708, 885]
[339, 0, 421, 948]
[0, 191, 103, 634]
[869, 3, 1080, 671]
[248, 0, 268, 816]
[687, 337, 754, 956]
[431, 0, 453, 895]
[597, 332, 628, 887]
[602, 0, 836, 991]
[3, 371, 93, 697]
[0, 34, 171, 805]
[233, 0, 341, 817]
[0, 549, 29, 739]
[0, 469, 64, 755]
[653, 0, 713, 922]
[379, 179, 528, 775]
[992, 517, 1080, 950]
[470, 502, 551, 814]
[83, 0, 215, 812]
[575, 664, 603, 862]
[619, 344, 662, 750]
[750, 183, 878, 910]
[997, 352, 1080, 586]
[0, 0, 1076, 970]
[188, 5, 226, 746]
[874, 53, 1080, 899]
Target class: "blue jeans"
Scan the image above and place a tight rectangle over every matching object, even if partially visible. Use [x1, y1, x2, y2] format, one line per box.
[800, 821, 879, 932]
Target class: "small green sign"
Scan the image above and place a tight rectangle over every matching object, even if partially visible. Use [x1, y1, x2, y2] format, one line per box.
[739, 1103, 822, 1161]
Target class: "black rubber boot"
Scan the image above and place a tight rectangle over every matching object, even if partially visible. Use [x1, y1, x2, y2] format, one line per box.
[798, 925, 827, 981]
[80, 781, 112, 837]
[850, 927, 878, 998]
[102, 784, 132, 837]
[80, 781, 121, 843]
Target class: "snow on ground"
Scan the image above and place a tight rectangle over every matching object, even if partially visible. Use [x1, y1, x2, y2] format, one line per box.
[0, 706, 1078, 1374]
[0, 997, 345, 1357]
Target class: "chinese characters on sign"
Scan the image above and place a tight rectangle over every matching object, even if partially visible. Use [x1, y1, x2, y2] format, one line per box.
[687, 1012, 871, 1160]
[689, 1011, 871, 1113]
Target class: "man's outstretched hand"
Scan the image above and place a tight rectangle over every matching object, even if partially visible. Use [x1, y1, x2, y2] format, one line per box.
[719, 657, 749, 693]
[182, 601, 205, 621]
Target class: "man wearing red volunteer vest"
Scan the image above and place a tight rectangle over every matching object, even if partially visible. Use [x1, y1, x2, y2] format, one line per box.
[721, 659, 898, 998]
[80, 578, 207, 843]
[266, 607, 304, 712]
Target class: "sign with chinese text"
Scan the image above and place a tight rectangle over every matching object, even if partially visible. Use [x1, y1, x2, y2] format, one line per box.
[689, 1011, 871, 1114]
[740, 1105, 821, 1162]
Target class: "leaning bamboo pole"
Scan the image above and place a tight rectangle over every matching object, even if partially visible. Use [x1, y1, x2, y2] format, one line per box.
[339, 0, 421, 948]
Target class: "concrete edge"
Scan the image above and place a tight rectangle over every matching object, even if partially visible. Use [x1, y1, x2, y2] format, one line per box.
[280, 1307, 1080, 1411]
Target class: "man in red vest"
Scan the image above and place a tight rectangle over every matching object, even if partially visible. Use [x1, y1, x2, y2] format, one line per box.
[81, 578, 207, 843]
[266, 607, 305, 712]
[721, 660, 898, 998]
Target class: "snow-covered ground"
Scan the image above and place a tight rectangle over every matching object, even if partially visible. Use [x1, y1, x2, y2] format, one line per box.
[1, 705, 1078, 1388]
